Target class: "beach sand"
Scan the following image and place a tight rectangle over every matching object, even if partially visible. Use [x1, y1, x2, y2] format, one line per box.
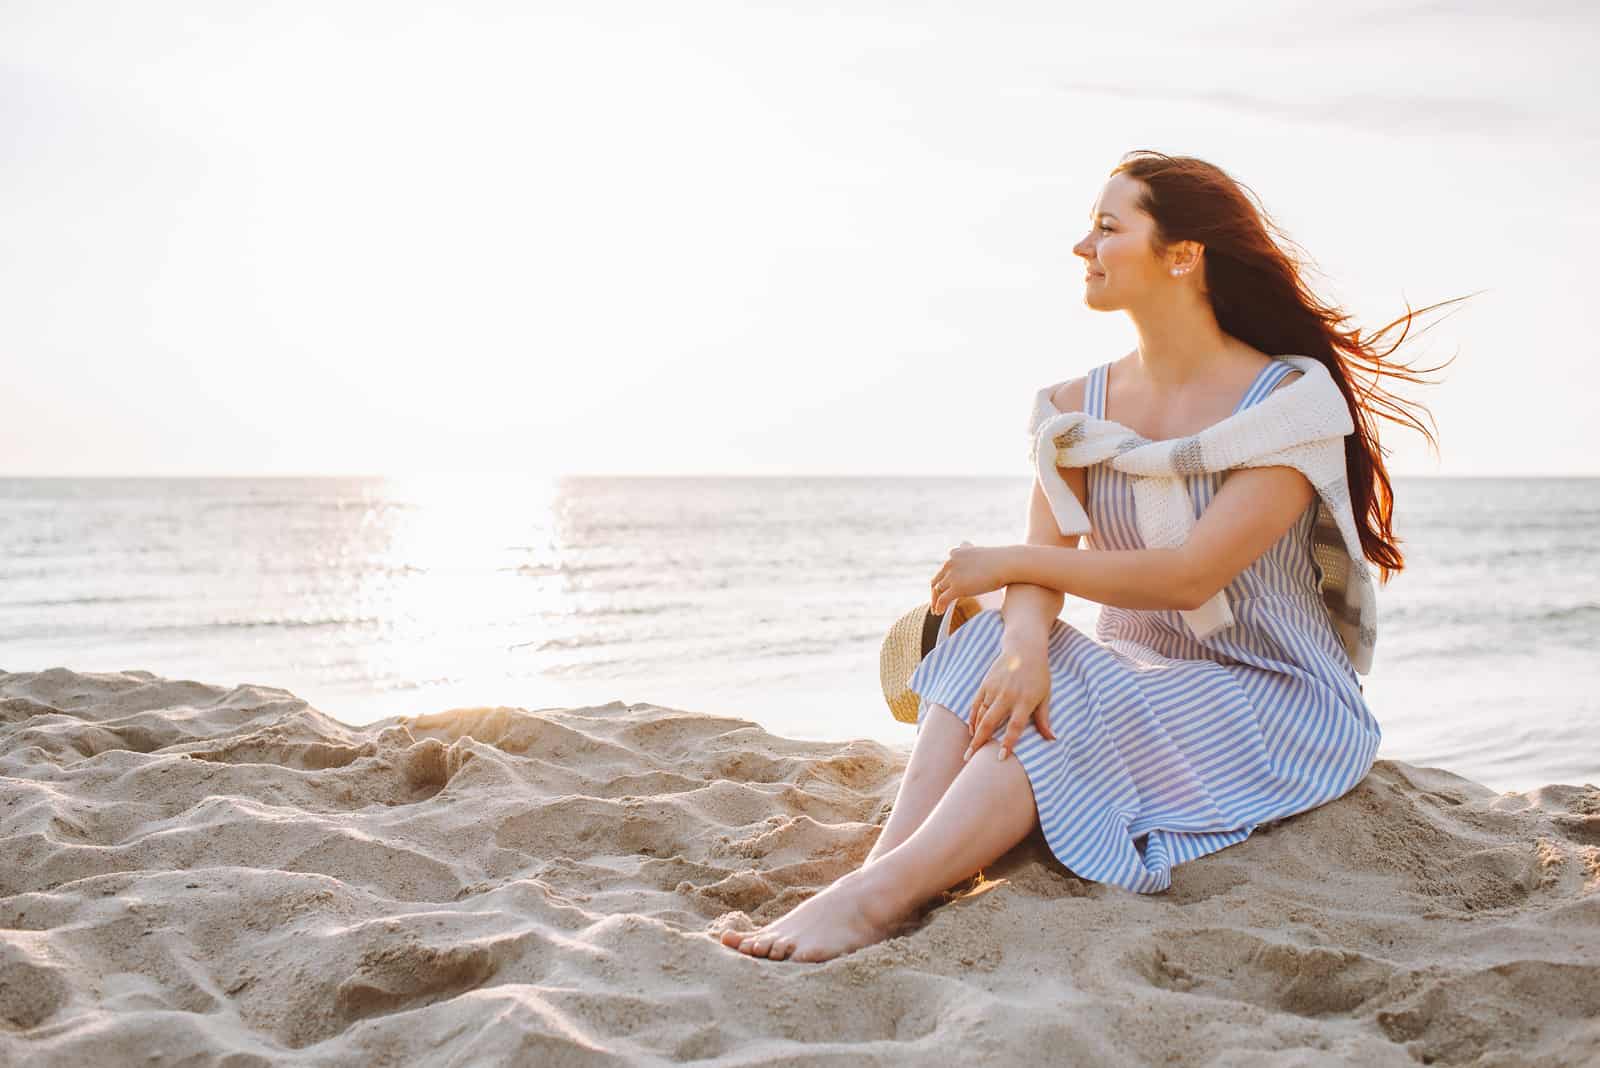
[1, 667, 1597, 1067]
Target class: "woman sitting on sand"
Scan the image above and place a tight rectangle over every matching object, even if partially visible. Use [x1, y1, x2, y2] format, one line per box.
[715, 149, 1462, 963]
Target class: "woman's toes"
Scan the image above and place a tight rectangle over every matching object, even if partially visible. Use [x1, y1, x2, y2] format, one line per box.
[713, 927, 803, 960]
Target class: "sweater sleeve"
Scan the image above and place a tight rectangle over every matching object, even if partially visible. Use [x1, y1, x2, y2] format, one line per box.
[1027, 384, 1059, 439]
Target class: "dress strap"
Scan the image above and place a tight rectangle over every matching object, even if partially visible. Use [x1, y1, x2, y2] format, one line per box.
[1231, 359, 1293, 414]
[1086, 363, 1110, 418]
[1094, 358, 1289, 420]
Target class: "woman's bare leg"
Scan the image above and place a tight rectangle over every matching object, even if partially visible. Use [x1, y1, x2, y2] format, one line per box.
[714, 730, 1040, 963]
[862, 702, 971, 865]
[864, 591, 1009, 864]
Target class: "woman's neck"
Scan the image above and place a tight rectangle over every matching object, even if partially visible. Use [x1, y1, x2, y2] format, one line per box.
[1126, 297, 1237, 390]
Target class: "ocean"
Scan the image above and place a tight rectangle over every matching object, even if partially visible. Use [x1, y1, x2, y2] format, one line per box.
[2, 475, 1595, 795]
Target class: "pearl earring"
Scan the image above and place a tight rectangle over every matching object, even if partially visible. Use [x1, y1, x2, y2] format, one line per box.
[1171, 267, 1182, 276]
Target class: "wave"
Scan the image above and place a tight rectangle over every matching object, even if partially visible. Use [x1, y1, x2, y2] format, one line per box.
[1, 594, 163, 608]
[1531, 601, 1600, 623]
[148, 616, 387, 634]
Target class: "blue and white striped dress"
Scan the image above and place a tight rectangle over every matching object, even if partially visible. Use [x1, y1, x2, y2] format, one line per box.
[905, 358, 1382, 894]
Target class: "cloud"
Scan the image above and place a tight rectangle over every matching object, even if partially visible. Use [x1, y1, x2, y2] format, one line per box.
[1052, 82, 1580, 141]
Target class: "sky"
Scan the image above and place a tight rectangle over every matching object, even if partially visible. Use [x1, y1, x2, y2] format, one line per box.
[4, 1, 1597, 478]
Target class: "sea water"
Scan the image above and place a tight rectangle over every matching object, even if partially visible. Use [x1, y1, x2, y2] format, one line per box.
[2, 475, 1595, 795]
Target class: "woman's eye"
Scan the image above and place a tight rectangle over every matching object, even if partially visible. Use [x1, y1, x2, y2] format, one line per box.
[1098, 225, 1112, 233]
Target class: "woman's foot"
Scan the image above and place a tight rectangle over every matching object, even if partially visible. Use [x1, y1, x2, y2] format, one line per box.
[713, 866, 910, 963]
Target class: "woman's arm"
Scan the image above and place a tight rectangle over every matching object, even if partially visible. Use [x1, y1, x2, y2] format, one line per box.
[1002, 462, 1317, 610]
[1000, 376, 1087, 646]
[999, 478, 1075, 644]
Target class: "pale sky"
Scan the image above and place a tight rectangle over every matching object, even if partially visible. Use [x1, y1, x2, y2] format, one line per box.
[4, 1, 1596, 477]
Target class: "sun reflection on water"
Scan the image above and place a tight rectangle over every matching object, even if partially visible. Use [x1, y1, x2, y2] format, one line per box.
[352, 471, 569, 688]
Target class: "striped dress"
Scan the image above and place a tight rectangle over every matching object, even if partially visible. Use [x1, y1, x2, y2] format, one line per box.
[905, 358, 1382, 894]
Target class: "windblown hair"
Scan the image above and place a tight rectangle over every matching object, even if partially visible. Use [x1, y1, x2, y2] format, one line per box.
[1110, 149, 1473, 584]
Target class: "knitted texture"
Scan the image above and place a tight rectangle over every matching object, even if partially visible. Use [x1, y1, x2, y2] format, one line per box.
[1026, 355, 1377, 675]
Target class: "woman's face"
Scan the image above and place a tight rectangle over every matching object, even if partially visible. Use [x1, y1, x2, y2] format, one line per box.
[1073, 173, 1172, 311]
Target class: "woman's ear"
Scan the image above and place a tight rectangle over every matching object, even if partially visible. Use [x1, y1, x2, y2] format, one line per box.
[1170, 240, 1204, 276]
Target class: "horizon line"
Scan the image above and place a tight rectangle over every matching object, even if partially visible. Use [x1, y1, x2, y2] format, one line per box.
[2, 471, 1596, 481]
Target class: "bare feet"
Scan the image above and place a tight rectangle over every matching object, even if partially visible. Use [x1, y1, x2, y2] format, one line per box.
[712, 867, 910, 963]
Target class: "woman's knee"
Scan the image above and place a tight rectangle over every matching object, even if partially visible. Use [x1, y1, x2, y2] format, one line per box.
[915, 700, 972, 741]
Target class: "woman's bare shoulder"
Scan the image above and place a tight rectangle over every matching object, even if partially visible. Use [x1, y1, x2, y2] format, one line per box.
[1047, 375, 1089, 415]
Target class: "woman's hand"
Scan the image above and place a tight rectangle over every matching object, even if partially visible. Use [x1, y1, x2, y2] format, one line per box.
[930, 541, 1014, 616]
[964, 637, 1057, 761]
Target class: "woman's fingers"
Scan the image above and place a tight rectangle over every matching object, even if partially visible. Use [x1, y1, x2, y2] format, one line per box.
[998, 706, 1029, 760]
[1032, 700, 1057, 742]
[930, 546, 972, 615]
[969, 697, 1057, 762]
[964, 701, 999, 760]
[972, 703, 1021, 762]
[968, 691, 987, 736]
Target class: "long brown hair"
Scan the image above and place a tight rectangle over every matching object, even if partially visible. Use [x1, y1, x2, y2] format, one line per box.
[1110, 149, 1474, 584]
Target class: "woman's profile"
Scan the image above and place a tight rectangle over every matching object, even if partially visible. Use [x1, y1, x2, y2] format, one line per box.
[713, 149, 1465, 964]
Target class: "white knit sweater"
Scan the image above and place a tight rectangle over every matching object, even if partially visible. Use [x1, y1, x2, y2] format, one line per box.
[1027, 355, 1376, 675]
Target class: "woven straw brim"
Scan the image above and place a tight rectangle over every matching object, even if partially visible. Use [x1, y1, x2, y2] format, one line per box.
[878, 596, 982, 724]
[879, 603, 935, 724]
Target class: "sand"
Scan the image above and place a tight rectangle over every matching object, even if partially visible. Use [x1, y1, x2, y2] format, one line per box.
[1, 667, 1596, 1067]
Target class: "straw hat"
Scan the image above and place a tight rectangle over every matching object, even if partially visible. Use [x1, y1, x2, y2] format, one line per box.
[878, 595, 984, 723]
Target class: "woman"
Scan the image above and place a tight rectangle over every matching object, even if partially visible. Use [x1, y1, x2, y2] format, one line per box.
[714, 149, 1461, 964]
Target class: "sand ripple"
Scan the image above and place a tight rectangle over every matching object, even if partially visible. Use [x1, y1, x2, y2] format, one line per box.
[2, 668, 1597, 1066]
